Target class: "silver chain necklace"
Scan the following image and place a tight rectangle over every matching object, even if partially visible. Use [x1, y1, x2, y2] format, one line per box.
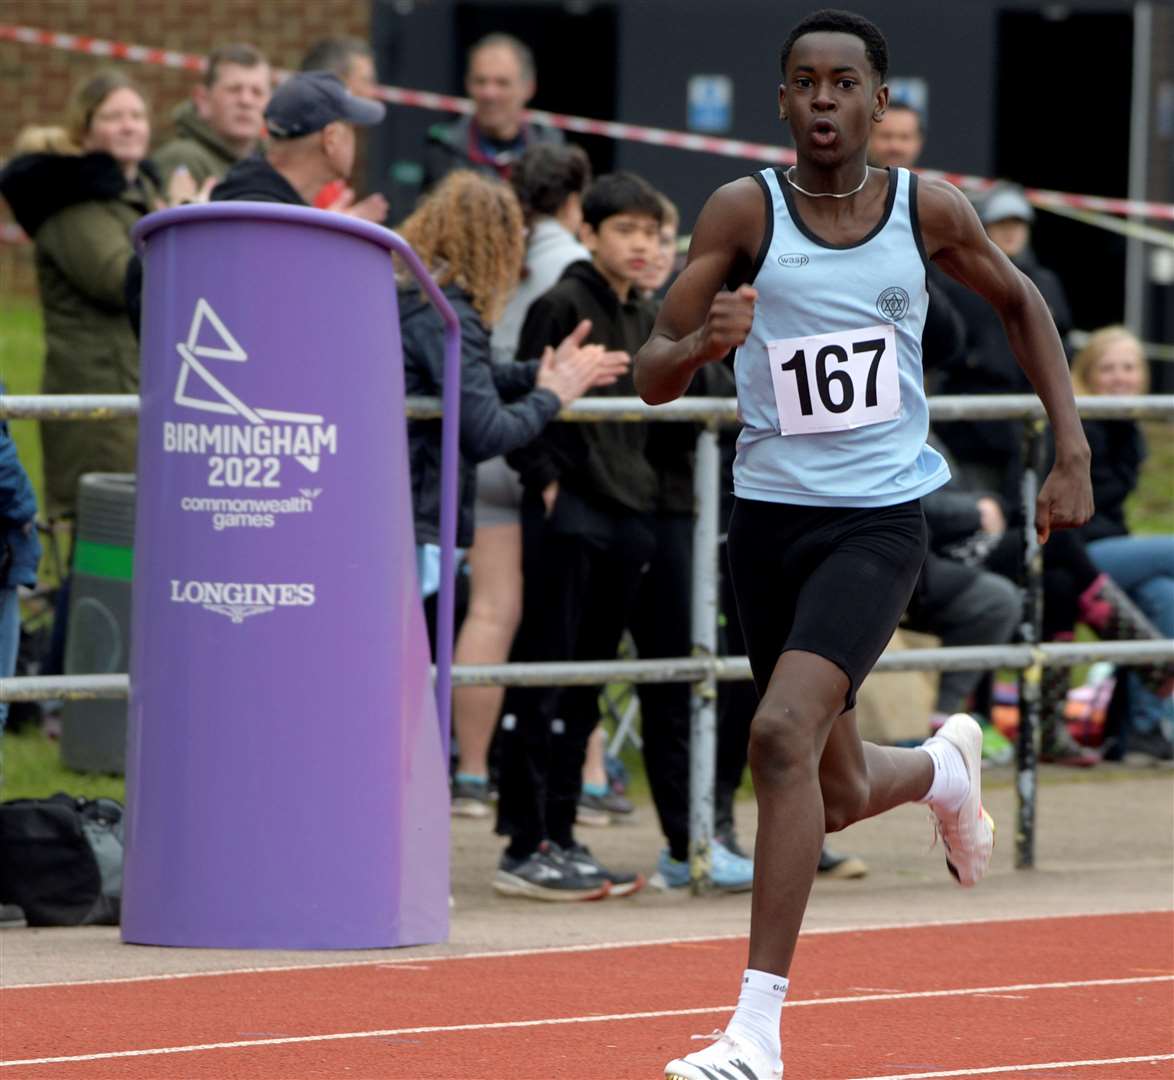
[784, 165, 869, 199]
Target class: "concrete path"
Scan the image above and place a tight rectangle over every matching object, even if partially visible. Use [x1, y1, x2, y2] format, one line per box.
[3, 765, 1171, 987]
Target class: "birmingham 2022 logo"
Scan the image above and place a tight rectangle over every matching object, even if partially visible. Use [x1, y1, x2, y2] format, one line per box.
[164, 299, 330, 622]
[165, 298, 338, 479]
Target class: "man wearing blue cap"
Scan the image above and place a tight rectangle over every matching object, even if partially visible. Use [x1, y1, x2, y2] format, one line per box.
[213, 70, 386, 219]
[125, 71, 389, 333]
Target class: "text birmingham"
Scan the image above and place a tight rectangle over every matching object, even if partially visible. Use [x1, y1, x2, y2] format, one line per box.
[163, 421, 338, 457]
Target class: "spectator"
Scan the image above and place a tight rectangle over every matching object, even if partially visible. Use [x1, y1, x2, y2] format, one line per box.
[0, 70, 162, 519]
[924, 464, 1173, 764]
[0, 400, 41, 739]
[125, 71, 388, 337]
[153, 43, 270, 189]
[451, 144, 593, 818]
[491, 144, 592, 359]
[423, 33, 562, 189]
[868, 102, 923, 171]
[1072, 326, 1173, 761]
[213, 71, 385, 208]
[395, 170, 628, 594]
[620, 192, 752, 891]
[299, 37, 387, 219]
[635, 192, 680, 299]
[868, 104, 1018, 741]
[493, 172, 662, 901]
[300, 37, 377, 98]
[575, 193, 681, 832]
[867, 102, 967, 395]
[908, 458, 1023, 731]
[935, 183, 1073, 502]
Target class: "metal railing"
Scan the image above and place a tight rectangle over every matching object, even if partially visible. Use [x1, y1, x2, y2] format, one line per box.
[2, 392, 1172, 885]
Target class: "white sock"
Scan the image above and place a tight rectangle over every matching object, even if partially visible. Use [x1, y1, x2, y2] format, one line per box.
[917, 735, 970, 812]
[724, 968, 787, 1063]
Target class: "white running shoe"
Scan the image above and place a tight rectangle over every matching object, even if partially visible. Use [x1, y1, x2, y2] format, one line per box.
[664, 1030, 782, 1080]
[932, 713, 996, 887]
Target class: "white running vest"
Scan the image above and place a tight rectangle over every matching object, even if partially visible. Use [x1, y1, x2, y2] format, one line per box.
[732, 166, 950, 507]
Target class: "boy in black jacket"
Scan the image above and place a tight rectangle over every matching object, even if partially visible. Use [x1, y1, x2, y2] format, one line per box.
[494, 173, 663, 900]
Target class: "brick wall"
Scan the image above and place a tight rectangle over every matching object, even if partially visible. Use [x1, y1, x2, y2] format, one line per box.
[0, 0, 372, 290]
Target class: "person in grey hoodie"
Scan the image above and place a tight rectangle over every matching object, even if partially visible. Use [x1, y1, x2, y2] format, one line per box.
[451, 144, 595, 818]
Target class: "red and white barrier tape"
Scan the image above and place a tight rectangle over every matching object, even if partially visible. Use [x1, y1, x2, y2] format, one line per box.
[2, 22, 1173, 223]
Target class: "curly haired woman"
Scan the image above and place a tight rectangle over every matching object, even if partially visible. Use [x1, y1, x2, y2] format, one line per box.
[395, 168, 627, 608]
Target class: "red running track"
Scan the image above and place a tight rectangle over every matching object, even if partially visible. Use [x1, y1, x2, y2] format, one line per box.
[2, 912, 1172, 1079]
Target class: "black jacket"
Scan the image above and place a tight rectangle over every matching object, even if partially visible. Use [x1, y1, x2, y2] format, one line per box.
[934, 248, 1071, 476]
[1080, 418, 1144, 542]
[211, 155, 306, 204]
[422, 116, 563, 190]
[127, 154, 306, 334]
[401, 284, 559, 547]
[508, 260, 658, 514]
[646, 359, 735, 515]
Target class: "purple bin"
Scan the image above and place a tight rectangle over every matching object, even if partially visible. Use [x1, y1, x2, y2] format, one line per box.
[121, 203, 460, 949]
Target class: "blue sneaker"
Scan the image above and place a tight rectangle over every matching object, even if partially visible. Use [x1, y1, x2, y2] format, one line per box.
[651, 840, 753, 893]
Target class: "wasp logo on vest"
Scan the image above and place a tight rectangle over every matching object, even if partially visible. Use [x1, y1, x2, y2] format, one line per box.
[778, 253, 810, 268]
[876, 286, 910, 321]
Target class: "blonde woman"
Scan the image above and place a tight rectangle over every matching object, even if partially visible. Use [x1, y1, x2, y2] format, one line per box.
[1072, 327, 1173, 761]
[396, 169, 628, 644]
[0, 70, 162, 518]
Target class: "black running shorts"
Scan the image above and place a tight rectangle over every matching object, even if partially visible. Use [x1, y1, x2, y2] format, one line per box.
[726, 496, 928, 711]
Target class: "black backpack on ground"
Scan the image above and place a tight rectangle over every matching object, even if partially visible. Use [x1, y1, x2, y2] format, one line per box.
[0, 794, 123, 926]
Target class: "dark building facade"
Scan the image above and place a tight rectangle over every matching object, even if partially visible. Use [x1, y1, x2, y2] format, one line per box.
[372, 0, 1169, 360]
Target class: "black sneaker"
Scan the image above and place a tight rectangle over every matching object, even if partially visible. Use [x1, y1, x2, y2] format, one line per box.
[493, 843, 610, 902]
[1123, 729, 1174, 766]
[817, 846, 869, 879]
[555, 842, 646, 898]
[577, 789, 635, 825]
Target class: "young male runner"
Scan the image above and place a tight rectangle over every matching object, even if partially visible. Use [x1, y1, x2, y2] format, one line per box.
[635, 10, 1093, 1078]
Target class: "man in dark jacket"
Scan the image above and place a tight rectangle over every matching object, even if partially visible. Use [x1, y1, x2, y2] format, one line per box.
[935, 184, 1073, 502]
[493, 173, 662, 901]
[423, 33, 562, 189]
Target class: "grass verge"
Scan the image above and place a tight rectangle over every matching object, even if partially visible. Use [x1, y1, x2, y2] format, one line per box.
[1, 728, 126, 802]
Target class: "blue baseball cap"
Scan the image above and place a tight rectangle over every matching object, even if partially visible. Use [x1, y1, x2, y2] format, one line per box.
[264, 71, 385, 139]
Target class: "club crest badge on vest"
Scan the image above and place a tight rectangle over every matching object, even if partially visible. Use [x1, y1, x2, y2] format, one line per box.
[876, 286, 910, 321]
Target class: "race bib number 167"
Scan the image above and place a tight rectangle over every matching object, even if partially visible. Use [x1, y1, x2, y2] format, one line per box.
[767, 323, 900, 436]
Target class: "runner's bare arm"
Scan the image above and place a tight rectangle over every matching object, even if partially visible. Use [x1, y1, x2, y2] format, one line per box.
[635, 178, 764, 405]
[918, 178, 1093, 542]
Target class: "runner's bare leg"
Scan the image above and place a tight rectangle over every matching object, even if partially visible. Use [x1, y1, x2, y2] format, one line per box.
[746, 650, 933, 975]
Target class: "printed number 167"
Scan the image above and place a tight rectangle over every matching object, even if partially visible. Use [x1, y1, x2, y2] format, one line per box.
[777, 338, 885, 415]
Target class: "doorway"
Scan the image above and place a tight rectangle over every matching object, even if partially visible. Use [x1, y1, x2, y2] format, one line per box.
[995, 10, 1134, 333]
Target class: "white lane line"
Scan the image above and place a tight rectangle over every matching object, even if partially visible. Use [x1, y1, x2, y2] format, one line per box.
[848, 1053, 1174, 1079]
[5, 907, 1170, 991]
[2, 975, 1170, 1069]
